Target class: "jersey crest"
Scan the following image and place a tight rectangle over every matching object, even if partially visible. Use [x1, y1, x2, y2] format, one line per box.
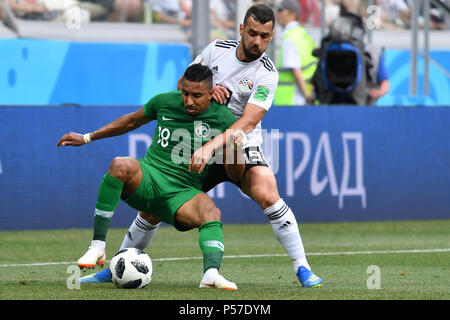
[238, 78, 253, 94]
[194, 121, 210, 138]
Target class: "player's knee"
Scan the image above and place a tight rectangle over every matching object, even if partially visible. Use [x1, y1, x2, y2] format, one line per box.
[203, 206, 222, 223]
[257, 192, 280, 210]
[109, 157, 136, 182]
[243, 167, 280, 209]
[248, 184, 280, 209]
[139, 211, 161, 225]
[211, 207, 222, 221]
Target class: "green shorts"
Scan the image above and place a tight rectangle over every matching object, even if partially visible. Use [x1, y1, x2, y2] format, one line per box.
[123, 159, 203, 229]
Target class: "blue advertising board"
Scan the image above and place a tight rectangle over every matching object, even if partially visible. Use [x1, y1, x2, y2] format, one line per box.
[1, 38, 450, 106]
[0, 105, 449, 230]
[0, 39, 191, 105]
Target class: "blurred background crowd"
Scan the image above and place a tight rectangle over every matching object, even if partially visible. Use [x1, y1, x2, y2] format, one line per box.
[0, 0, 448, 33]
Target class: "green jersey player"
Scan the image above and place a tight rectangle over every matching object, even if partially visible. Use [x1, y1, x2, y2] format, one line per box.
[79, 3, 322, 289]
[57, 64, 243, 290]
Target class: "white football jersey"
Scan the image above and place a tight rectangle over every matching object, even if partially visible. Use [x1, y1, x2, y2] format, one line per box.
[192, 39, 279, 146]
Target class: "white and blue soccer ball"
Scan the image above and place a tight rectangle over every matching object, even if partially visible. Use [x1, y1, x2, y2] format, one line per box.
[109, 248, 153, 289]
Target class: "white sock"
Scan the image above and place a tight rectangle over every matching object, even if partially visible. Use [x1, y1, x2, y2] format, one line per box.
[90, 239, 105, 250]
[264, 198, 311, 272]
[119, 214, 160, 251]
[203, 268, 219, 278]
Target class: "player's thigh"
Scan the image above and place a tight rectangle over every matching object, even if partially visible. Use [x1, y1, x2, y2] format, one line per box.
[122, 160, 159, 213]
[175, 193, 221, 229]
[240, 165, 280, 210]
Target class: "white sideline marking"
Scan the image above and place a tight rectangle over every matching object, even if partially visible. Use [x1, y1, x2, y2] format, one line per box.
[0, 248, 449, 268]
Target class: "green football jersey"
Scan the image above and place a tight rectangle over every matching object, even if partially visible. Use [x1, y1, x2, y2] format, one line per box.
[143, 90, 236, 189]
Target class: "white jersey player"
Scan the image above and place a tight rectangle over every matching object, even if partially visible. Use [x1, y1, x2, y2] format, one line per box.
[80, 4, 323, 289]
[191, 38, 278, 147]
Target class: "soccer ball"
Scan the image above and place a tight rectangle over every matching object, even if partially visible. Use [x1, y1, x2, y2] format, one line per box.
[109, 248, 153, 289]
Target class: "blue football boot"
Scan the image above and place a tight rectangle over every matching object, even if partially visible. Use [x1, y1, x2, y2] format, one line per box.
[297, 266, 323, 288]
[79, 268, 112, 283]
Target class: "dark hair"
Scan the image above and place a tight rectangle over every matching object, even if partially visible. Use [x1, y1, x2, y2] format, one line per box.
[244, 4, 275, 29]
[183, 63, 213, 88]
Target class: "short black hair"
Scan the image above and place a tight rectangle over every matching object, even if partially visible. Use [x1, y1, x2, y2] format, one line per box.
[244, 4, 275, 29]
[183, 63, 213, 88]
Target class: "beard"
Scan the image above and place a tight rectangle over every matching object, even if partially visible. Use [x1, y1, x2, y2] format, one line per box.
[241, 39, 262, 61]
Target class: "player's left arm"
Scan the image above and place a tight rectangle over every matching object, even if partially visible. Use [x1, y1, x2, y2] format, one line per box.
[189, 104, 267, 174]
[189, 72, 277, 174]
[228, 103, 267, 134]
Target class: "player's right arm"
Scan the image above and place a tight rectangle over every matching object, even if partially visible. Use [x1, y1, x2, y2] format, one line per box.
[56, 107, 151, 147]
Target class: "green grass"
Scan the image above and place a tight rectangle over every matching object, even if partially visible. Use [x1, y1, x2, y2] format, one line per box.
[0, 220, 449, 300]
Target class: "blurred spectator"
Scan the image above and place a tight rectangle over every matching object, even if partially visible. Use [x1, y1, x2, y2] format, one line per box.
[376, 0, 448, 30]
[322, 0, 364, 26]
[376, 0, 411, 29]
[298, 0, 321, 27]
[429, 2, 446, 30]
[1, 0, 143, 22]
[161, 0, 235, 39]
[107, 0, 143, 21]
[366, 43, 390, 103]
[79, 0, 143, 22]
[274, 0, 317, 105]
[74, 0, 111, 21]
[324, 0, 341, 26]
[150, 0, 190, 26]
[5, 0, 56, 20]
[340, 0, 360, 14]
[210, 0, 235, 38]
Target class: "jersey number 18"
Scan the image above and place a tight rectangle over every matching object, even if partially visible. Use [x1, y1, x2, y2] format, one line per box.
[157, 126, 171, 148]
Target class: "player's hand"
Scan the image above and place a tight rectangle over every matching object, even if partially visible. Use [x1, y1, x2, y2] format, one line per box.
[189, 144, 215, 174]
[56, 132, 85, 147]
[212, 85, 230, 104]
[231, 129, 248, 150]
[369, 88, 383, 99]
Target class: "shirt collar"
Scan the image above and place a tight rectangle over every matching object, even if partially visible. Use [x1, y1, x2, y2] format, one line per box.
[284, 20, 299, 31]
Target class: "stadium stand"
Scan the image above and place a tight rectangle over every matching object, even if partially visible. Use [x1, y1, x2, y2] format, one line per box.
[1, 0, 449, 43]
[0, 0, 188, 42]
[4, 19, 189, 43]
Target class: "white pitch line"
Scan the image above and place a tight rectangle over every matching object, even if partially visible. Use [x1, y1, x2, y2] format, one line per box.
[0, 248, 449, 268]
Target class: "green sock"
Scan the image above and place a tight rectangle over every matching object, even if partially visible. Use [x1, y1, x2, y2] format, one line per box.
[198, 220, 225, 272]
[93, 173, 124, 241]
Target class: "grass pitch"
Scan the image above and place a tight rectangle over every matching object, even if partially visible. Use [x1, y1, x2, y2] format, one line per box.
[0, 220, 449, 301]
